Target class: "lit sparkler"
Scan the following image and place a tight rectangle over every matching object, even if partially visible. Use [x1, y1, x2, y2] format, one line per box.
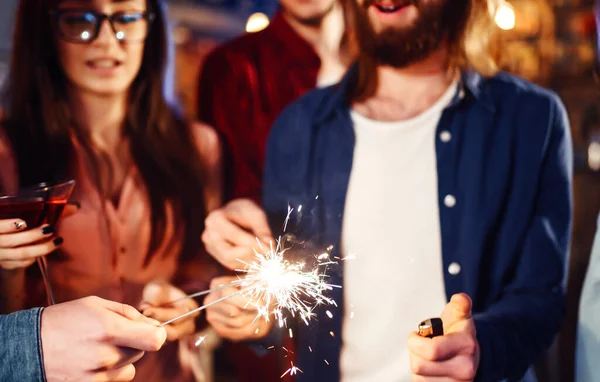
[158, 205, 346, 380]
[161, 206, 340, 328]
[233, 237, 338, 328]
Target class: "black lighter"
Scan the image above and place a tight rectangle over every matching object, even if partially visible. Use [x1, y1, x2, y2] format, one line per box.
[418, 317, 444, 338]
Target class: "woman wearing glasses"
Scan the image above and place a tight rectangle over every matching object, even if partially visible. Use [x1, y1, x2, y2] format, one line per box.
[0, 0, 221, 380]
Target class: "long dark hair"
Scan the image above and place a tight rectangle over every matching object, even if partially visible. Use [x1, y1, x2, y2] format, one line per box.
[2, 0, 207, 263]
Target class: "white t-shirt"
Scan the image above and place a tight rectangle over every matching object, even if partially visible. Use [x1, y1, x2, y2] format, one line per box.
[340, 79, 459, 382]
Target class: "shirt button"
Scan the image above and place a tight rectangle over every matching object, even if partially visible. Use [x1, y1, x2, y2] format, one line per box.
[448, 262, 461, 275]
[444, 194, 456, 208]
[440, 130, 452, 143]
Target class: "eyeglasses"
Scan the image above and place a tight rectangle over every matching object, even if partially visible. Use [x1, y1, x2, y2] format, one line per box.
[51, 9, 155, 44]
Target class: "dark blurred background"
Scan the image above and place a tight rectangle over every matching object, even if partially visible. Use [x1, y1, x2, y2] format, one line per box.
[0, 0, 599, 381]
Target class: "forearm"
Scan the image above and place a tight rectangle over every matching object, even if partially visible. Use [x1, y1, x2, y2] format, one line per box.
[0, 308, 46, 382]
[474, 291, 564, 381]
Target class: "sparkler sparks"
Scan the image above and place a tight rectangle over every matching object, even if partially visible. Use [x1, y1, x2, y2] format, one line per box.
[160, 206, 340, 329]
[281, 362, 303, 378]
[158, 204, 349, 380]
[194, 336, 206, 347]
[233, 236, 339, 328]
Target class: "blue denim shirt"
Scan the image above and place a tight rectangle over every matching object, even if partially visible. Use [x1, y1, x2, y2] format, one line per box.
[262, 68, 573, 381]
[0, 308, 46, 381]
[576, 213, 600, 382]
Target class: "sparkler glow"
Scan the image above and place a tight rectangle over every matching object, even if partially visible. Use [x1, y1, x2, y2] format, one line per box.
[194, 336, 206, 347]
[233, 236, 339, 328]
[158, 205, 346, 379]
[281, 362, 303, 378]
[161, 206, 340, 330]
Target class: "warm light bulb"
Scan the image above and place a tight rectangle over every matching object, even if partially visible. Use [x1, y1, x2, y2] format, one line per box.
[246, 13, 270, 33]
[589, 142, 600, 171]
[495, 3, 516, 31]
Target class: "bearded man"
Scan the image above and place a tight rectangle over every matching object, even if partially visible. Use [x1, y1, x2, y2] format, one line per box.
[201, 0, 573, 381]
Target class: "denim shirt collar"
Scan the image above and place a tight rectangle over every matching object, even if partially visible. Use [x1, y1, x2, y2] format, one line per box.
[313, 62, 496, 125]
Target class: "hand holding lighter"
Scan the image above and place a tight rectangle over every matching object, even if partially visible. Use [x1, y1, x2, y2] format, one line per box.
[418, 317, 444, 338]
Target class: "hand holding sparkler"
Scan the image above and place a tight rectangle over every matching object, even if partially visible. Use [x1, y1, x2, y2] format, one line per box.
[202, 199, 273, 270]
[140, 281, 199, 341]
[205, 276, 274, 342]
[160, 231, 338, 344]
[408, 293, 479, 381]
[41, 296, 166, 381]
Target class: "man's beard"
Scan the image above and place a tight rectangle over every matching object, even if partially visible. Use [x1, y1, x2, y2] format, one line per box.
[353, 0, 468, 68]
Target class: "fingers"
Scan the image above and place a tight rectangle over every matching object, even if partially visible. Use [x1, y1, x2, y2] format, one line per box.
[139, 282, 192, 309]
[0, 236, 63, 266]
[0, 258, 36, 270]
[104, 315, 167, 351]
[203, 199, 273, 270]
[0, 224, 55, 248]
[0, 219, 27, 233]
[440, 293, 472, 332]
[224, 199, 272, 239]
[143, 306, 185, 322]
[140, 281, 179, 306]
[408, 330, 477, 362]
[101, 299, 154, 323]
[209, 212, 261, 248]
[208, 306, 257, 329]
[205, 294, 252, 325]
[91, 364, 136, 381]
[110, 348, 145, 370]
[0, 222, 62, 269]
[410, 350, 477, 380]
[205, 276, 274, 342]
[163, 318, 196, 341]
[409, 295, 479, 381]
[97, 300, 167, 351]
[202, 225, 256, 269]
[208, 310, 270, 342]
[205, 282, 260, 333]
[138, 282, 199, 341]
[143, 305, 196, 341]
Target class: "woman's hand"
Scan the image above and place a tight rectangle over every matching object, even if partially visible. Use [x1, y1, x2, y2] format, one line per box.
[140, 281, 199, 341]
[0, 219, 63, 270]
[205, 276, 274, 342]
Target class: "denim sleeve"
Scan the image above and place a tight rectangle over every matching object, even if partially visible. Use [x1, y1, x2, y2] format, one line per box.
[576, 214, 600, 382]
[473, 93, 572, 381]
[0, 308, 46, 382]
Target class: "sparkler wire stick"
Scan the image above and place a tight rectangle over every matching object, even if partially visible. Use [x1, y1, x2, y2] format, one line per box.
[160, 206, 339, 329]
[160, 288, 246, 326]
[155, 278, 246, 307]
